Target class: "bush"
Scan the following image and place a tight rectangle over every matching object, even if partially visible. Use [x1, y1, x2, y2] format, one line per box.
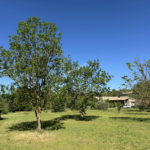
[6, 90, 32, 112]
[12, 97, 32, 112]
[51, 90, 67, 112]
[109, 103, 115, 108]
[95, 103, 108, 110]
[116, 102, 123, 113]
[138, 105, 145, 111]
[0, 96, 8, 118]
[51, 98, 66, 112]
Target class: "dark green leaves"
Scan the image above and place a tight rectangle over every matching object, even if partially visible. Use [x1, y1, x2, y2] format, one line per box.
[0, 16, 64, 112]
[63, 59, 113, 116]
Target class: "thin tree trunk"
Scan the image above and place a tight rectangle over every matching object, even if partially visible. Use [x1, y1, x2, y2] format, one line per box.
[80, 111, 84, 118]
[34, 109, 41, 130]
[80, 108, 84, 118]
[35, 109, 38, 119]
[37, 111, 41, 130]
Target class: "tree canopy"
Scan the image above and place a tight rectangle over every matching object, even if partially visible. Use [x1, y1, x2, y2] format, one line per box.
[0, 16, 65, 130]
[122, 58, 150, 110]
[64, 59, 113, 118]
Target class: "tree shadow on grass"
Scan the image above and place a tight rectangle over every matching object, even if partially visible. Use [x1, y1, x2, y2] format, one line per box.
[57, 115, 100, 121]
[8, 115, 100, 132]
[122, 109, 140, 112]
[8, 118, 65, 131]
[124, 113, 150, 115]
[109, 117, 150, 122]
[0, 118, 8, 120]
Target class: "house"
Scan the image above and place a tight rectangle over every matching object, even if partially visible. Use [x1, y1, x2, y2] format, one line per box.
[94, 96, 105, 103]
[118, 92, 136, 106]
[99, 92, 138, 107]
[101, 96, 128, 105]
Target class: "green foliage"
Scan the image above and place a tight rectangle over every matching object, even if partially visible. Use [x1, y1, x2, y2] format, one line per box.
[122, 58, 150, 105]
[138, 102, 147, 111]
[138, 105, 144, 111]
[51, 98, 66, 112]
[104, 89, 119, 96]
[0, 96, 8, 118]
[102, 88, 131, 96]
[51, 86, 68, 112]
[116, 102, 123, 113]
[0, 85, 33, 112]
[109, 103, 113, 108]
[107, 102, 115, 108]
[11, 88, 32, 111]
[95, 103, 108, 110]
[0, 16, 65, 129]
[118, 88, 131, 94]
[63, 58, 113, 117]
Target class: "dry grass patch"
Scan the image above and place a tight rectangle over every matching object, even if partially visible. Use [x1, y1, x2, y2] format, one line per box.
[13, 131, 55, 142]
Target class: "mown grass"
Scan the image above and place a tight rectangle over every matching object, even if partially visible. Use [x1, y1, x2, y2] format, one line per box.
[0, 108, 150, 150]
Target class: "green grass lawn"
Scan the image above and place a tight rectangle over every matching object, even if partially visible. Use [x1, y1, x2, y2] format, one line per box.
[0, 108, 150, 150]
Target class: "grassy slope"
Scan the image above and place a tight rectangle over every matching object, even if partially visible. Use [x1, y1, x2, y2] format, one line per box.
[0, 108, 150, 150]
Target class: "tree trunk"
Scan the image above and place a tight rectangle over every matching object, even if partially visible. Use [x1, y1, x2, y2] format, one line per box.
[34, 109, 41, 130]
[80, 111, 84, 118]
[37, 111, 41, 130]
[80, 108, 84, 118]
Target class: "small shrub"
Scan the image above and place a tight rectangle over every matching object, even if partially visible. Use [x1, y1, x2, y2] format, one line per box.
[51, 96, 66, 112]
[116, 102, 123, 113]
[109, 103, 115, 108]
[139, 105, 145, 111]
[95, 103, 108, 110]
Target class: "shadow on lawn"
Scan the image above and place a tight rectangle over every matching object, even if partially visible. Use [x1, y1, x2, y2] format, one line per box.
[8, 118, 65, 131]
[0, 118, 8, 120]
[122, 109, 140, 112]
[109, 117, 150, 122]
[8, 115, 100, 131]
[124, 113, 150, 115]
[58, 115, 100, 121]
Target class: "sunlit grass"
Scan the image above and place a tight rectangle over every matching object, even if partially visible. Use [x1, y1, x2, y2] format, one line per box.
[0, 108, 150, 150]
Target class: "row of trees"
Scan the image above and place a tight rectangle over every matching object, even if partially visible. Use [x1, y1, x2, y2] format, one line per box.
[102, 88, 131, 97]
[0, 16, 113, 130]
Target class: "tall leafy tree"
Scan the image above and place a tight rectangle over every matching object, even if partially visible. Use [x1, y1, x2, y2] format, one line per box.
[0, 16, 64, 130]
[64, 59, 113, 118]
[122, 59, 150, 110]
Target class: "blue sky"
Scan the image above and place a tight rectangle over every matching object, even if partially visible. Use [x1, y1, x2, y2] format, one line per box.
[0, 0, 150, 91]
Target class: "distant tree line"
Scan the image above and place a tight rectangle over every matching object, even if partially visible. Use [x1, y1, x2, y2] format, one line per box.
[102, 88, 131, 97]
